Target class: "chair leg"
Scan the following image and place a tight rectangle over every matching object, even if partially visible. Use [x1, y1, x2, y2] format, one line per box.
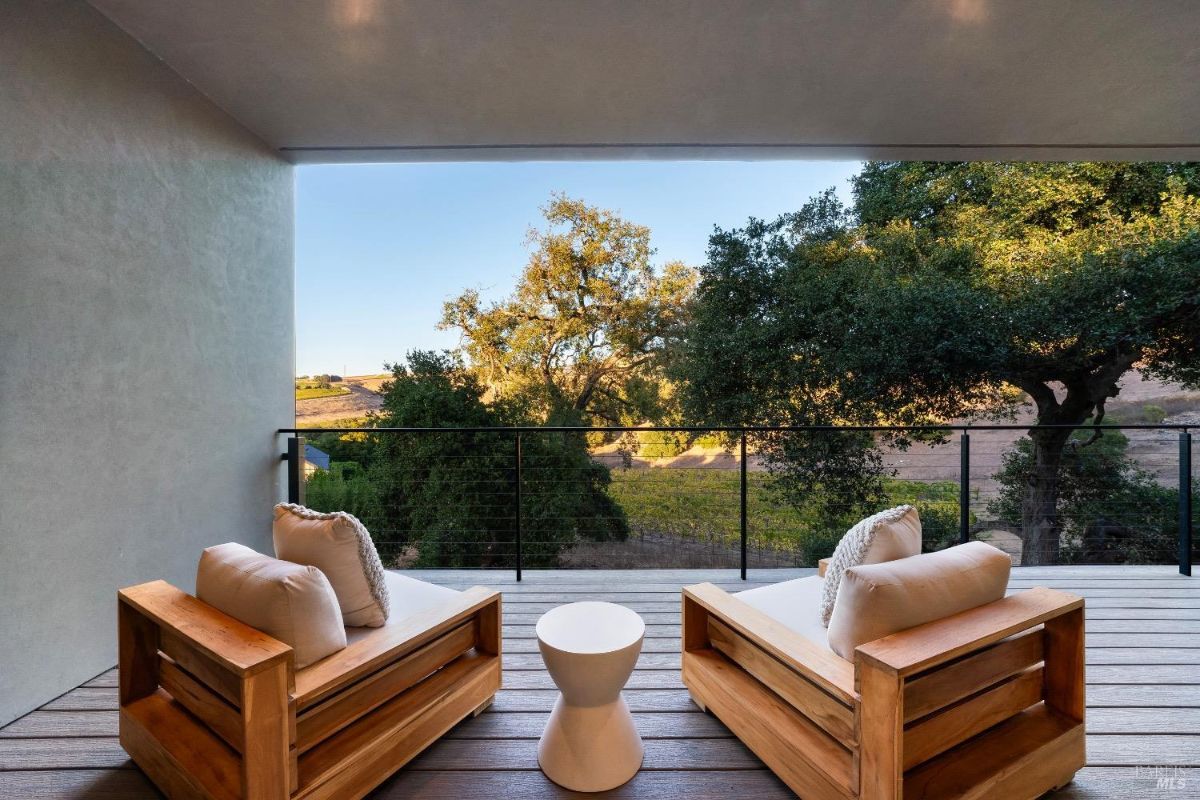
[1049, 776, 1075, 794]
[471, 696, 495, 718]
[241, 662, 291, 800]
[688, 691, 710, 714]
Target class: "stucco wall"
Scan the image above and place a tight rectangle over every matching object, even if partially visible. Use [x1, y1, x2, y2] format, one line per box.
[0, 1, 294, 725]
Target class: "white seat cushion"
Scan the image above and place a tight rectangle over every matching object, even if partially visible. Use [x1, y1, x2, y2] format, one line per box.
[736, 576, 834, 655]
[344, 572, 461, 644]
[196, 542, 347, 669]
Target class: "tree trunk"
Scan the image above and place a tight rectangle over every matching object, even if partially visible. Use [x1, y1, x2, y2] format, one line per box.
[1010, 353, 1139, 565]
[1019, 429, 1072, 565]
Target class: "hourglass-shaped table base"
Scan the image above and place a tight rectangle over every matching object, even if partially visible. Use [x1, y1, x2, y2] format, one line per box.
[535, 602, 645, 792]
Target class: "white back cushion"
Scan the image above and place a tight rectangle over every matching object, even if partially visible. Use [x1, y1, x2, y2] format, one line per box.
[826, 541, 1011, 660]
[196, 542, 347, 669]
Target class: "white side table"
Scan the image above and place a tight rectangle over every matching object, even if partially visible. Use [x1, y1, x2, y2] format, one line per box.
[535, 601, 645, 792]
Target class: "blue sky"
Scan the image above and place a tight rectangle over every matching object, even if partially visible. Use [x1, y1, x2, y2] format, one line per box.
[295, 160, 862, 376]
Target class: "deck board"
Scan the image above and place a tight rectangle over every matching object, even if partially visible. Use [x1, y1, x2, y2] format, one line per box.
[2, 566, 1197, 799]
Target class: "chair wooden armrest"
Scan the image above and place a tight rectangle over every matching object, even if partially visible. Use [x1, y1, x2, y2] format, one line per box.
[818, 558, 830, 577]
[120, 579, 293, 679]
[855, 586, 1083, 676]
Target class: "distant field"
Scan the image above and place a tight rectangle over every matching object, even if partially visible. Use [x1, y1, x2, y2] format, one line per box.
[606, 467, 958, 560]
[296, 375, 386, 424]
[296, 385, 351, 400]
[297, 416, 369, 430]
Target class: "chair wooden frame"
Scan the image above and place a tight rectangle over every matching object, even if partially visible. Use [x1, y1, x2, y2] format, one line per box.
[118, 579, 502, 800]
[682, 577, 1084, 800]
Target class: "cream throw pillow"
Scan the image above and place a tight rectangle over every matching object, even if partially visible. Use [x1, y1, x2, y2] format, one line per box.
[826, 541, 1011, 659]
[273, 504, 390, 627]
[819, 505, 921, 626]
[195, 542, 347, 669]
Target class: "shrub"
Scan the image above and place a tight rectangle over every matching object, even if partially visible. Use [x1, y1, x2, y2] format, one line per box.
[990, 428, 1182, 564]
[369, 351, 628, 568]
[1142, 404, 1167, 424]
[636, 429, 692, 459]
[913, 500, 962, 552]
[692, 433, 729, 451]
[304, 464, 385, 538]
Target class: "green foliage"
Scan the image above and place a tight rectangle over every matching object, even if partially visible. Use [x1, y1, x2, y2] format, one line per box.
[304, 463, 385, 533]
[692, 433, 728, 451]
[914, 503, 961, 552]
[635, 430, 692, 459]
[1141, 404, 1168, 424]
[295, 385, 350, 400]
[607, 468, 961, 566]
[881, 479, 966, 552]
[676, 162, 1200, 563]
[441, 194, 696, 426]
[297, 416, 369, 431]
[321, 351, 628, 568]
[296, 375, 349, 399]
[989, 429, 1182, 564]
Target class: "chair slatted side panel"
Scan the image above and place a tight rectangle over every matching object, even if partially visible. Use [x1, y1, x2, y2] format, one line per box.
[295, 622, 476, 753]
[902, 704, 1084, 800]
[121, 691, 244, 800]
[159, 631, 243, 707]
[903, 666, 1044, 770]
[706, 618, 856, 747]
[683, 649, 855, 800]
[902, 628, 1043, 723]
[158, 655, 245, 752]
[899, 628, 1050, 776]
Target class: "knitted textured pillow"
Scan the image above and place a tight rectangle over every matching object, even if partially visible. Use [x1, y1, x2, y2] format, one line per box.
[818, 505, 921, 627]
[273, 504, 391, 627]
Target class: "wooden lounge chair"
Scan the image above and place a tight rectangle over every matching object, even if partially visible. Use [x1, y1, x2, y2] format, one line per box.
[117, 575, 501, 800]
[681, 559, 1084, 800]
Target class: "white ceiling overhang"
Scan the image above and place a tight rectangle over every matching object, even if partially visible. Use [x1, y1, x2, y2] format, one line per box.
[89, 0, 1200, 163]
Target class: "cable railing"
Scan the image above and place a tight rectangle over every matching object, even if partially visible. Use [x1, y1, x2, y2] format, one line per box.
[280, 423, 1195, 579]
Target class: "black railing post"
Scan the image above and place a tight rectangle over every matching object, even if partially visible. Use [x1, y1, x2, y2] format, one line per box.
[959, 432, 970, 544]
[515, 433, 523, 582]
[286, 435, 304, 505]
[740, 431, 748, 580]
[1181, 431, 1193, 577]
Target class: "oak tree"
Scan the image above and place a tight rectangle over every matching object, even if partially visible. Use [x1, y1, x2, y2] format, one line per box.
[679, 163, 1200, 564]
[441, 194, 695, 425]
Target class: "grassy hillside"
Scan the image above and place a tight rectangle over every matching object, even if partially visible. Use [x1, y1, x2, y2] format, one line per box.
[296, 377, 351, 401]
[296, 385, 351, 400]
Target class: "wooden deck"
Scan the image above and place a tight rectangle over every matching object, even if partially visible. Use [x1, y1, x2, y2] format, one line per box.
[1, 566, 1197, 799]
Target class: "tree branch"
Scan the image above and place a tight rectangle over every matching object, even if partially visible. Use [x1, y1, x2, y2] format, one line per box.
[1011, 377, 1060, 419]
